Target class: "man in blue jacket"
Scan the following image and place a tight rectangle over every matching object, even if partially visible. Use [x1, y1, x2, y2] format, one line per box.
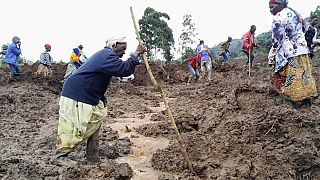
[55, 37, 145, 163]
[5, 36, 22, 78]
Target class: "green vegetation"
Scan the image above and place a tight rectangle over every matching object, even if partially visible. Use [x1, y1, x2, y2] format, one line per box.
[0, 43, 33, 68]
[179, 5, 320, 61]
[309, 5, 320, 34]
[0, 44, 8, 68]
[139, 7, 175, 62]
[178, 14, 198, 60]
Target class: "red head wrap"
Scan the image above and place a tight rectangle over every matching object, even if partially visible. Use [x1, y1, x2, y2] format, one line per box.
[44, 44, 51, 49]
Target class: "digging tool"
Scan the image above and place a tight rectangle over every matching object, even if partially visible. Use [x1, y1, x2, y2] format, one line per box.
[248, 34, 254, 77]
[248, 48, 251, 77]
[130, 7, 194, 173]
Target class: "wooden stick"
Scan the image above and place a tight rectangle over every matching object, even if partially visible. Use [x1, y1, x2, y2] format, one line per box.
[265, 119, 277, 135]
[248, 49, 251, 77]
[130, 6, 194, 173]
[248, 34, 253, 77]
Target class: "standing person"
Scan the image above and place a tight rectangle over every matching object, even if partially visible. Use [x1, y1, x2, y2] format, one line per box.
[36, 44, 53, 77]
[55, 37, 146, 162]
[305, 16, 320, 59]
[78, 44, 88, 63]
[63, 48, 82, 79]
[219, 36, 232, 65]
[196, 40, 213, 81]
[268, 0, 318, 108]
[241, 25, 258, 66]
[4, 36, 21, 78]
[184, 54, 201, 84]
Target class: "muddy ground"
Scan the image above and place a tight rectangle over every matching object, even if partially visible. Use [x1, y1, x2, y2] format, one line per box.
[1, 52, 320, 180]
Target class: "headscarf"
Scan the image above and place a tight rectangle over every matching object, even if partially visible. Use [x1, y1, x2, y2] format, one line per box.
[44, 44, 51, 49]
[73, 48, 80, 54]
[269, 0, 288, 7]
[12, 36, 20, 44]
[105, 37, 126, 48]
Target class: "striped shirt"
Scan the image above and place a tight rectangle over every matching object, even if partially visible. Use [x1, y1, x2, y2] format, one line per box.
[40, 51, 53, 66]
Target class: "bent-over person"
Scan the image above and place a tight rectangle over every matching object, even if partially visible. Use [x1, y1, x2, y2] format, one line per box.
[55, 37, 146, 163]
[36, 44, 53, 77]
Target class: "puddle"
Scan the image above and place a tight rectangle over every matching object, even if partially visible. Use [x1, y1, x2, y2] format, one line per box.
[107, 97, 180, 179]
[109, 112, 174, 179]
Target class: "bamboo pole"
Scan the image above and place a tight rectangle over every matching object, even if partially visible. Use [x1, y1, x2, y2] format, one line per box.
[130, 6, 194, 173]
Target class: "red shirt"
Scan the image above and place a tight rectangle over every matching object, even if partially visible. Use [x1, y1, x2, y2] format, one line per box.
[184, 55, 201, 68]
[241, 31, 256, 53]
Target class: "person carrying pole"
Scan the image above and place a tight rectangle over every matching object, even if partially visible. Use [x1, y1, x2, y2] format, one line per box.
[241, 25, 258, 77]
[55, 37, 146, 162]
[242, 25, 258, 68]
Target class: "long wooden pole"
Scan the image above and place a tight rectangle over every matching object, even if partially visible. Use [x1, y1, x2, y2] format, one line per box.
[248, 49, 251, 77]
[130, 6, 194, 173]
[248, 34, 253, 77]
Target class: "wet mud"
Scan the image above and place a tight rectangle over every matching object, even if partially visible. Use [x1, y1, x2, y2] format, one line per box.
[1, 53, 320, 179]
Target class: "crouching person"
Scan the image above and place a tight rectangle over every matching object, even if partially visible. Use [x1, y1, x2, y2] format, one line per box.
[55, 37, 146, 163]
[37, 44, 53, 77]
[184, 54, 201, 84]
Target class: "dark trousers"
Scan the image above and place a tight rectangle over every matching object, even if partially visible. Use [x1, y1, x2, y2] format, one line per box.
[8, 64, 21, 77]
[242, 50, 254, 64]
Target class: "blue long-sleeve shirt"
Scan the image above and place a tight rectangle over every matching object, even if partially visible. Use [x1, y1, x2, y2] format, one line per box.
[5, 43, 21, 66]
[61, 47, 140, 106]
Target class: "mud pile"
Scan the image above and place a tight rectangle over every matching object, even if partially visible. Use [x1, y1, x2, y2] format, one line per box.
[1, 53, 320, 179]
[131, 62, 188, 86]
[0, 63, 133, 179]
[146, 55, 320, 179]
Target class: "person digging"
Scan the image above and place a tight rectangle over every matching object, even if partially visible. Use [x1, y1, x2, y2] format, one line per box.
[54, 37, 146, 163]
[36, 44, 53, 77]
[184, 54, 201, 84]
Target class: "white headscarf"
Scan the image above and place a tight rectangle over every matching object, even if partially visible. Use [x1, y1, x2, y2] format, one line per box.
[105, 37, 126, 48]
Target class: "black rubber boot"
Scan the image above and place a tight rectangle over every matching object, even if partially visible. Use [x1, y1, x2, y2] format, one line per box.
[86, 128, 101, 163]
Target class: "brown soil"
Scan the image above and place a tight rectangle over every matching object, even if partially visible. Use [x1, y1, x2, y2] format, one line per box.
[1, 52, 320, 179]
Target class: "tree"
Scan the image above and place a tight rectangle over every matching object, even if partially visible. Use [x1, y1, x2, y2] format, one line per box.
[1, 44, 9, 56]
[183, 47, 196, 60]
[0, 44, 9, 67]
[138, 7, 175, 62]
[0, 43, 31, 65]
[178, 14, 198, 60]
[255, 32, 272, 56]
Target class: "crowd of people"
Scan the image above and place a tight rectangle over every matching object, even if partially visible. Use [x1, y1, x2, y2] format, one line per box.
[185, 24, 259, 84]
[1, 0, 320, 163]
[2, 37, 89, 79]
[185, 0, 320, 109]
